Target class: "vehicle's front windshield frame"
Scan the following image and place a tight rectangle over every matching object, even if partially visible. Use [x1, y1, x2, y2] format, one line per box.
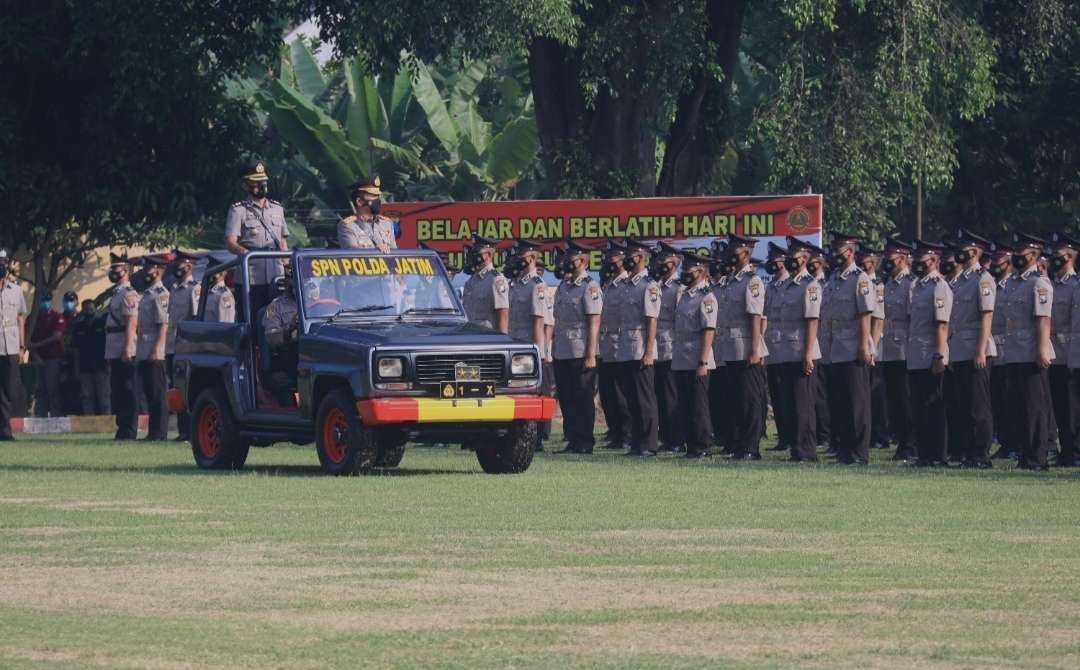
[293, 250, 464, 323]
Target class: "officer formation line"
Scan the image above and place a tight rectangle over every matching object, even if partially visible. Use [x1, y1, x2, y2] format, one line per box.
[465, 228, 1077, 471]
[4, 159, 1072, 475]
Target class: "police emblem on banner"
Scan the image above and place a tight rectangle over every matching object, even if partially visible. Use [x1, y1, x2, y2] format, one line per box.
[787, 206, 811, 233]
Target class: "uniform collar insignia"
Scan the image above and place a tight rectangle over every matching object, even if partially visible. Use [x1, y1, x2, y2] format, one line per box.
[919, 271, 941, 285]
[629, 269, 648, 284]
[572, 273, 588, 286]
[734, 265, 754, 280]
[662, 274, 678, 287]
[840, 264, 860, 279]
[477, 265, 494, 277]
[518, 270, 539, 285]
[892, 270, 911, 283]
[1056, 271, 1076, 284]
[962, 266, 978, 278]
[792, 270, 811, 284]
[1020, 267, 1039, 279]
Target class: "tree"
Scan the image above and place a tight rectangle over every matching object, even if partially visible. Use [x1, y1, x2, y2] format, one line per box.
[0, 0, 292, 310]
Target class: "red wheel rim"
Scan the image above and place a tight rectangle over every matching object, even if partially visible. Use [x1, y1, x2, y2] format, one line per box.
[322, 407, 349, 464]
[197, 404, 222, 459]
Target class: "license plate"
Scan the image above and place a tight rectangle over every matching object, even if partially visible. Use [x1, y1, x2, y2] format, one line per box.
[440, 381, 496, 399]
[454, 363, 481, 382]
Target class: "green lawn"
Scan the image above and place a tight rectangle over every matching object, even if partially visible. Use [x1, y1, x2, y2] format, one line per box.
[1, 433, 1079, 669]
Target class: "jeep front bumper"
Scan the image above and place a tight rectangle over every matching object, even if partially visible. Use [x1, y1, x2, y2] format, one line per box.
[356, 395, 555, 425]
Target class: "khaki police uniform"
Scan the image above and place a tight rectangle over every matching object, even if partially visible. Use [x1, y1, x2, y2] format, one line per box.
[225, 197, 289, 315]
[820, 263, 876, 464]
[166, 275, 199, 439]
[1047, 271, 1080, 465]
[106, 281, 139, 439]
[338, 215, 398, 250]
[0, 279, 27, 439]
[764, 272, 792, 452]
[866, 273, 890, 450]
[461, 265, 509, 331]
[881, 270, 915, 459]
[262, 294, 300, 406]
[203, 283, 236, 323]
[136, 282, 169, 440]
[715, 266, 768, 459]
[598, 272, 630, 449]
[614, 269, 661, 455]
[989, 273, 1017, 458]
[764, 270, 822, 461]
[708, 275, 731, 451]
[653, 274, 683, 450]
[508, 271, 546, 344]
[552, 273, 603, 452]
[907, 271, 953, 465]
[999, 266, 1054, 468]
[946, 266, 997, 465]
[672, 280, 718, 455]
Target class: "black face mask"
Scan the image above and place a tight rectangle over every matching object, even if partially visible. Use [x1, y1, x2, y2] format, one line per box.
[783, 257, 801, 273]
[940, 260, 956, 276]
[1012, 253, 1029, 270]
[503, 256, 526, 279]
[621, 255, 639, 272]
[807, 260, 822, 276]
[649, 262, 674, 282]
[599, 261, 618, 283]
[828, 253, 846, 270]
[989, 263, 1008, 279]
[369, 198, 381, 215]
[881, 259, 896, 274]
[764, 260, 780, 276]
[1050, 256, 1068, 273]
[108, 270, 122, 284]
[174, 266, 188, 279]
[912, 260, 930, 278]
[679, 270, 697, 286]
[249, 183, 267, 198]
[955, 250, 970, 264]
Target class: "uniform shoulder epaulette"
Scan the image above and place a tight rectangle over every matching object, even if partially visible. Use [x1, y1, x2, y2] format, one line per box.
[231, 201, 245, 208]
[531, 275, 543, 284]
[269, 199, 282, 207]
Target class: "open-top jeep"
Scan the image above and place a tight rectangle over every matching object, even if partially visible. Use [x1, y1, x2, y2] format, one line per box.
[168, 248, 554, 475]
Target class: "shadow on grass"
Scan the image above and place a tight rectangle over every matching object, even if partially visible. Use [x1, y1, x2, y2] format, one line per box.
[0, 463, 479, 477]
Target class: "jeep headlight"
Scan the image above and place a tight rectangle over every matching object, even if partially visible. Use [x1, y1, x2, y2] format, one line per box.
[511, 353, 537, 377]
[377, 356, 405, 379]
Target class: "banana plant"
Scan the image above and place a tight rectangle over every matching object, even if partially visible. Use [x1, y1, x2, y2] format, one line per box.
[253, 39, 540, 207]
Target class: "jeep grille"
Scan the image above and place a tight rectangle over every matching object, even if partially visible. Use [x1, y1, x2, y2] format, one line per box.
[414, 353, 505, 386]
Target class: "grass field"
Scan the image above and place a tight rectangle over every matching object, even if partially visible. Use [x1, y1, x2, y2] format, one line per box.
[1, 432, 1079, 669]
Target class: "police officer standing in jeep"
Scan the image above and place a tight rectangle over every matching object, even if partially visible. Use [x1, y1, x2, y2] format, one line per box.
[224, 161, 289, 317]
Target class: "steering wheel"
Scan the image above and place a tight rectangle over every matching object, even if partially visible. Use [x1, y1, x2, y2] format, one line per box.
[309, 297, 341, 307]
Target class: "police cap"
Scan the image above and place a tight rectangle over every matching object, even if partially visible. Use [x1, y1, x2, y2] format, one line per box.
[471, 234, 498, 251]
[913, 239, 948, 258]
[350, 175, 382, 198]
[1012, 232, 1047, 253]
[680, 251, 710, 270]
[829, 232, 862, 251]
[767, 242, 787, 260]
[654, 240, 681, 259]
[954, 227, 992, 251]
[242, 160, 269, 182]
[1050, 232, 1080, 253]
[884, 237, 915, 257]
[727, 234, 758, 251]
[563, 239, 592, 258]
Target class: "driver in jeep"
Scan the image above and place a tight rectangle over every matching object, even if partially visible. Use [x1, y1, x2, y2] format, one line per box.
[262, 266, 299, 405]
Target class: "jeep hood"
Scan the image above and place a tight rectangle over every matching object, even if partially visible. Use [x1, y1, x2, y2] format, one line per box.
[307, 320, 520, 348]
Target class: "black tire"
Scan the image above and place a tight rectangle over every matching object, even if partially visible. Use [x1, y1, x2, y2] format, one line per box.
[375, 436, 407, 468]
[315, 389, 377, 475]
[475, 421, 537, 474]
[190, 388, 249, 470]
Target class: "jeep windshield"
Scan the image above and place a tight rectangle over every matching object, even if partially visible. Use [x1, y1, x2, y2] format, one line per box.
[296, 253, 463, 320]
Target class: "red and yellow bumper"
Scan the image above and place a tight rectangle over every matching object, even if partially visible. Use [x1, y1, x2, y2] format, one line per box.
[356, 395, 554, 425]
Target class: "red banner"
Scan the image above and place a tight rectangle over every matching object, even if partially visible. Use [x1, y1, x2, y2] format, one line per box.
[381, 195, 822, 270]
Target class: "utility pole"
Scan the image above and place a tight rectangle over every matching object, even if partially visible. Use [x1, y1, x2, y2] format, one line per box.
[915, 175, 923, 240]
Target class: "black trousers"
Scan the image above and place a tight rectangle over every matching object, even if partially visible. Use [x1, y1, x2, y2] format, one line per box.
[654, 359, 684, 449]
[948, 361, 994, 464]
[777, 362, 818, 461]
[138, 359, 168, 439]
[727, 360, 766, 457]
[882, 360, 914, 458]
[617, 360, 658, 454]
[943, 368, 964, 462]
[675, 369, 712, 454]
[825, 361, 871, 463]
[910, 368, 947, 463]
[597, 359, 629, 446]
[1043, 369, 1057, 453]
[553, 357, 598, 451]
[1005, 362, 1050, 468]
[814, 363, 831, 447]
[990, 364, 1015, 455]
[166, 354, 189, 438]
[766, 364, 790, 449]
[869, 363, 889, 447]
[1049, 366, 1080, 464]
[109, 358, 138, 439]
[538, 360, 555, 441]
[0, 354, 19, 439]
[709, 366, 731, 449]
